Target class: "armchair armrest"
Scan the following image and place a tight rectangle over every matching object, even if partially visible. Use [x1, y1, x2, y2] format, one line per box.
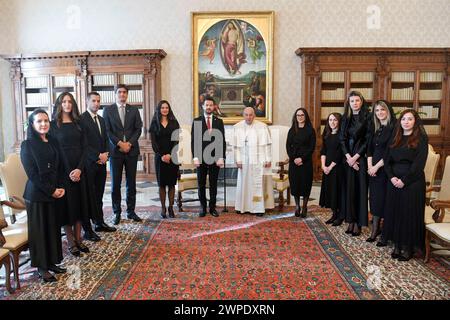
[1, 199, 26, 211]
[426, 185, 441, 193]
[429, 199, 450, 223]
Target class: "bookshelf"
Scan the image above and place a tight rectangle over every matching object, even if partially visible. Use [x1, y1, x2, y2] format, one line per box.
[2, 49, 166, 181]
[296, 48, 450, 180]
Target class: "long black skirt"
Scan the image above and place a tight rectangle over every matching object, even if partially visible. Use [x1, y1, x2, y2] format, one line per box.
[341, 157, 369, 226]
[319, 164, 343, 211]
[289, 160, 313, 197]
[26, 201, 63, 269]
[369, 169, 388, 218]
[382, 176, 426, 253]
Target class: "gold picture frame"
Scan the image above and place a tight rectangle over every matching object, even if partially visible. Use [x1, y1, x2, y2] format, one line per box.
[192, 11, 274, 124]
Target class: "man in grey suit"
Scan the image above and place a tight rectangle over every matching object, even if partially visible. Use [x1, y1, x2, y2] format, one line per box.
[103, 84, 143, 225]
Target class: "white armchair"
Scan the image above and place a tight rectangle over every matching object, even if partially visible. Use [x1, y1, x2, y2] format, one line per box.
[0, 199, 28, 290]
[0, 153, 28, 224]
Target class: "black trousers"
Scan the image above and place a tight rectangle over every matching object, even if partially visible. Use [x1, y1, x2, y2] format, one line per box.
[110, 155, 138, 215]
[197, 163, 220, 210]
[86, 163, 107, 224]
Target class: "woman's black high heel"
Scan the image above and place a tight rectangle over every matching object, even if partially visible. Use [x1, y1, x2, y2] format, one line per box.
[69, 245, 81, 257]
[161, 208, 167, 219]
[345, 223, 354, 234]
[168, 206, 175, 218]
[38, 268, 57, 283]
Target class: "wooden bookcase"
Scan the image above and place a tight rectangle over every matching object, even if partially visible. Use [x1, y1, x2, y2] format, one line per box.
[296, 48, 450, 180]
[2, 49, 166, 180]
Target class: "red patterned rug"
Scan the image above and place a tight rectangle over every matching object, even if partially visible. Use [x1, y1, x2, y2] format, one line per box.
[1, 205, 448, 300]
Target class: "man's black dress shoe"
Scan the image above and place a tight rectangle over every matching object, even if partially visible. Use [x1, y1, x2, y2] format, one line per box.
[95, 222, 117, 232]
[83, 230, 101, 242]
[114, 214, 121, 225]
[332, 218, 343, 226]
[210, 209, 219, 217]
[199, 208, 207, 217]
[127, 212, 142, 222]
[294, 208, 300, 217]
[391, 251, 401, 259]
[256, 212, 264, 217]
[48, 265, 67, 274]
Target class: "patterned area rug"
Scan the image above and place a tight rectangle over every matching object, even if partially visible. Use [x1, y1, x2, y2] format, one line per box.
[1, 205, 448, 300]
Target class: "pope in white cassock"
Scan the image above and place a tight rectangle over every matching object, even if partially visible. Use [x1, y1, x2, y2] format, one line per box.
[232, 107, 274, 216]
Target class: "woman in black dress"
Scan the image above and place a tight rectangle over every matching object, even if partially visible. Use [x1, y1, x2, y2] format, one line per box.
[380, 109, 428, 261]
[338, 91, 372, 236]
[20, 109, 66, 282]
[286, 108, 316, 217]
[366, 100, 396, 242]
[319, 113, 344, 224]
[50, 92, 96, 257]
[149, 100, 180, 218]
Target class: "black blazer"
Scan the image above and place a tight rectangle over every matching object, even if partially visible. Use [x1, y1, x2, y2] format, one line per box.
[103, 103, 143, 158]
[339, 109, 372, 157]
[191, 114, 226, 164]
[20, 138, 65, 202]
[80, 111, 108, 168]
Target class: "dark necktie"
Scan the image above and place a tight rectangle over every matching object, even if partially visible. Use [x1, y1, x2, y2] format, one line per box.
[207, 116, 212, 132]
[94, 115, 101, 135]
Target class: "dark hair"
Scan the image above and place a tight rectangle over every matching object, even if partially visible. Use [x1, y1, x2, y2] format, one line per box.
[149, 100, 179, 135]
[114, 84, 129, 93]
[204, 96, 215, 105]
[52, 92, 80, 127]
[290, 107, 312, 133]
[27, 108, 50, 140]
[322, 112, 342, 140]
[390, 109, 426, 149]
[87, 91, 100, 100]
[343, 90, 368, 118]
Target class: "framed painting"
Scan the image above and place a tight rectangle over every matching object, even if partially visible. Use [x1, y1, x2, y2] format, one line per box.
[192, 11, 274, 124]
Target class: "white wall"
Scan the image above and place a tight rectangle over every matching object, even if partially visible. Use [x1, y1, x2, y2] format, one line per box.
[0, 0, 449, 158]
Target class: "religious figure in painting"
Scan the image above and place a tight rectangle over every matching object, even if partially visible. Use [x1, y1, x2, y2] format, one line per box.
[220, 21, 246, 75]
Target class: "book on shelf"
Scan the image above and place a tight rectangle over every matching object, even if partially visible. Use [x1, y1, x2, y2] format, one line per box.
[128, 90, 143, 103]
[53, 75, 75, 87]
[420, 72, 442, 83]
[418, 106, 439, 119]
[321, 88, 345, 101]
[321, 72, 344, 82]
[121, 74, 143, 85]
[424, 125, 440, 135]
[419, 89, 441, 101]
[93, 74, 115, 86]
[391, 72, 415, 82]
[391, 87, 414, 100]
[26, 92, 50, 105]
[351, 72, 374, 82]
[320, 106, 344, 120]
[97, 90, 115, 104]
[25, 76, 48, 89]
[349, 87, 373, 100]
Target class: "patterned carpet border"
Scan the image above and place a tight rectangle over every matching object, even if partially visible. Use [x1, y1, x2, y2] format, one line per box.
[305, 217, 384, 300]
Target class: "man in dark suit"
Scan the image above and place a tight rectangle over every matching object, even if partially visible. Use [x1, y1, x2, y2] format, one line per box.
[103, 85, 143, 225]
[191, 96, 226, 217]
[80, 92, 116, 235]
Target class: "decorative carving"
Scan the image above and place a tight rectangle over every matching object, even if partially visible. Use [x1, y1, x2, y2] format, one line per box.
[76, 58, 88, 77]
[9, 60, 21, 81]
[145, 55, 159, 77]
